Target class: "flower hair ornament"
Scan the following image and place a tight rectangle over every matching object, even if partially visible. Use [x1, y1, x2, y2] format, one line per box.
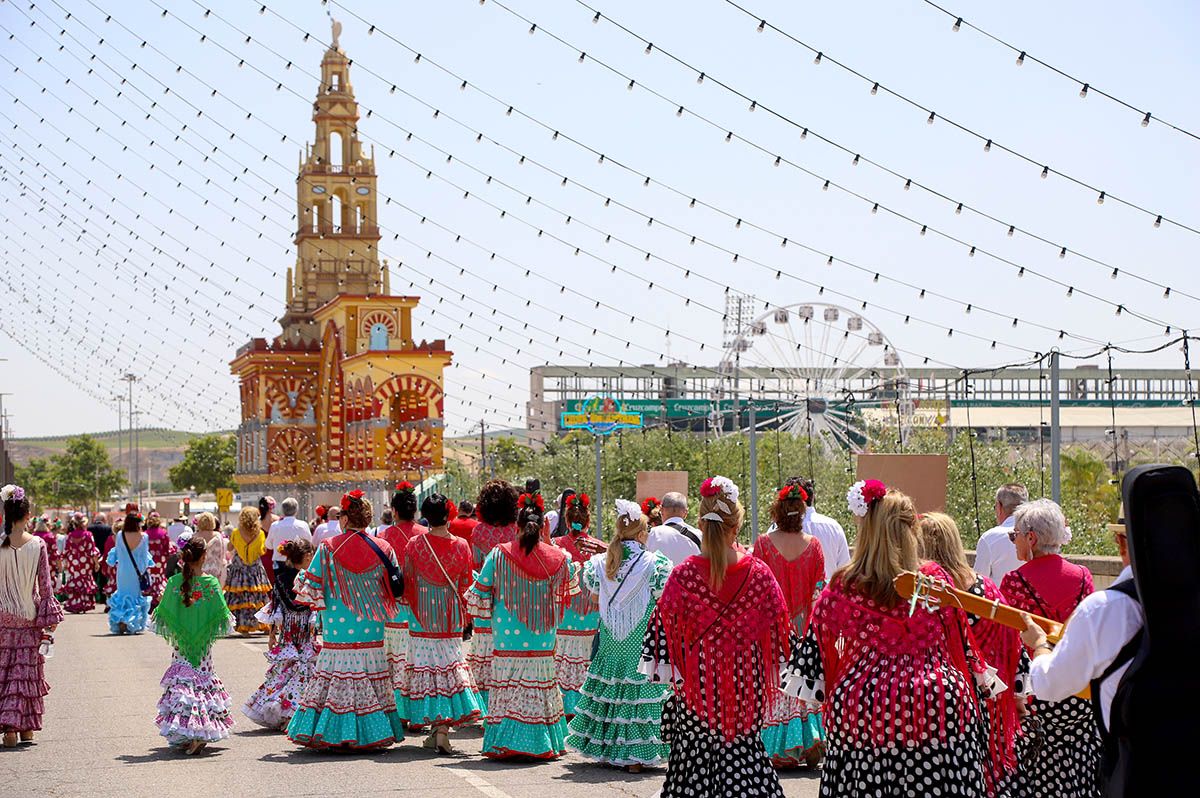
[0, 484, 25, 503]
[340, 489, 365, 512]
[394, 480, 415, 493]
[177, 529, 194, 547]
[569, 493, 590, 510]
[519, 493, 546, 513]
[699, 475, 740, 522]
[777, 484, 809, 515]
[641, 497, 660, 516]
[846, 479, 888, 518]
[615, 498, 642, 524]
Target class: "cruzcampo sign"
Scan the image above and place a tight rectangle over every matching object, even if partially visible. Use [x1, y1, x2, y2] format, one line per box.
[560, 396, 644, 436]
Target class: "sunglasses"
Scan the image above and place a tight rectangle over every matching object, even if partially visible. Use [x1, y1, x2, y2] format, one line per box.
[1008, 530, 1028, 543]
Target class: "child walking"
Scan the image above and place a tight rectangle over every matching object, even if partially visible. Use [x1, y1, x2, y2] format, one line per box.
[152, 536, 235, 755]
[243, 539, 320, 730]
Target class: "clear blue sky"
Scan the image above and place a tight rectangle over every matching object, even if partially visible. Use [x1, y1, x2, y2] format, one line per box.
[1, 0, 1197, 437]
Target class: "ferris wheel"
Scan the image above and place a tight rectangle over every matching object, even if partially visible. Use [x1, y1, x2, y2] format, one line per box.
[718, 300, 913, 452]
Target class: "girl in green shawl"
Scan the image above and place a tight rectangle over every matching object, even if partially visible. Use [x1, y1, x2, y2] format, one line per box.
[152, 535, 235, 755]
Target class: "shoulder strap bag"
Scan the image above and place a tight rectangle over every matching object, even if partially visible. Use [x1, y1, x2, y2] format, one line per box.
[122, 532, 153, 595]
[423, 535, 473, 640]
[347, 530, 405, 599]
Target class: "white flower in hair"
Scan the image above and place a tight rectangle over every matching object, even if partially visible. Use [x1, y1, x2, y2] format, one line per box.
[614, 498, 642, 523]
[0, 485, 14, 503]
[846, 479, 888, 518]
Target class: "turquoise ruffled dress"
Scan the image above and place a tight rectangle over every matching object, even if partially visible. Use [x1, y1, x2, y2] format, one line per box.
[107, 533, 152, 634]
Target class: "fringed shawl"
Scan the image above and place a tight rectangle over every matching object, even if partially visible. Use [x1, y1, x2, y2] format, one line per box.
[152, 574, 232, 666]
[654, 555, 791, 742]
[404, 533, 473, 633]
[493, 541, 573, 634]
[752, 535, 826, 636]
[812, 560, 981, 748]
[471, 521, 518, 570]
[969, 575, 1023, 781]
[591, 541, 656, 641]
[321, 531, 399, 622]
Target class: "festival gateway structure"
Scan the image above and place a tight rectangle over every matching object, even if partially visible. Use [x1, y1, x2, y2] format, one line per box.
[231, 31, 450, 508]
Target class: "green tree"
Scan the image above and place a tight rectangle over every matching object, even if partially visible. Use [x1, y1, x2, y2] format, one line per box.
[15, 436, 126, 512]
[169, 434, 237, 494]
[13, 457, 62, 511]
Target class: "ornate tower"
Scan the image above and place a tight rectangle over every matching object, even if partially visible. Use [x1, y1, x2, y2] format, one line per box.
[231, 22, 452, 516]
[280, 31, 385, 343]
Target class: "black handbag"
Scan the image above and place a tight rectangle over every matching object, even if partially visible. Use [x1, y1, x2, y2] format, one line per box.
[122, 531, 153, 595]
[357, 531, 405, 599]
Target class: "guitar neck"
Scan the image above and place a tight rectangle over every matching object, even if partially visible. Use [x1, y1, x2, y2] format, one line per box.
[895, 571, 1064, 643]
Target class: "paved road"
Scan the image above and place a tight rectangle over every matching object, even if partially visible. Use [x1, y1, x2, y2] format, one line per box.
[4, 611, 822, 798]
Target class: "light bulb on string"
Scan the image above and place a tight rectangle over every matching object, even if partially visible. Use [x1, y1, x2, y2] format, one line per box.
[952, 17, 962, 32]
[1016, 51, 1025, 66]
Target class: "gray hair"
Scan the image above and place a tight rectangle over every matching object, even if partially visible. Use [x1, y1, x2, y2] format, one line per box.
[280, 497, 299, 517]
[1012, 498, 1071, 554]
[661, 492, 687, 512]
[995, 483, 1029, 514]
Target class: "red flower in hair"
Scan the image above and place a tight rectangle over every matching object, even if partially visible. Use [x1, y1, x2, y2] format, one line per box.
[861, 479, 888, 505]
[641, 497, 660, 515]
[446, 499, 459, 522]
[314, 505, 327, 519]
[340, 490, 365, 511]
[699, 478, 720, 498]
[570, 493, 590, 509]
[777, 484, 809, 503]
[520, 493, 546, 512]
[395, 481, 415, 492]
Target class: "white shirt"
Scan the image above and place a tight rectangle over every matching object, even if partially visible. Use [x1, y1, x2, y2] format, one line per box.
[646, 517, 701, 567]
[166, 522, 189, 546]
[545, 509, 560, 536]
[975, 517, 1021, 582]
[266, 516, 312, 562]
[802, 507, 850, 582]
[1029, 566, 1142, 727]
[312, 519, 341, 547]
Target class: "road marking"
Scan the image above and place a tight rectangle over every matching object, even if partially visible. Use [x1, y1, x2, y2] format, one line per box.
[444, 766, 515, 798]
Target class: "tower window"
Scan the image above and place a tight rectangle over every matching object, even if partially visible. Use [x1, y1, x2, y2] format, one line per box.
[369, 322, 389, 351]
[330, 194, 343, 234]
[331, 73, 341, 91]
[311, 204, 319, 233]
[329, 130, 344, 169]
[355, 205, 363, 234]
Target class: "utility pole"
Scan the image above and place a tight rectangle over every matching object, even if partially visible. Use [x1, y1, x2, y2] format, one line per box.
[479, 419, 486, 480]
[594, 435, 603, 539]
[748, 402, 759, 542]
[0, 391, 10, 484]
[122, 374, 137, 499]
[1050, 351, 1062, 503]
[113, 395, 124, 494]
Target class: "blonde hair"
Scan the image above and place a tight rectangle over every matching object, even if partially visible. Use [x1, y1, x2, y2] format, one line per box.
[917, 512, 974, 590]
[698, 489, 745, 590]
[238, 506, 261, 536]
[839, 489, 918, 607]
[605, 512, 646, 580]
[194, 512, 217, 533]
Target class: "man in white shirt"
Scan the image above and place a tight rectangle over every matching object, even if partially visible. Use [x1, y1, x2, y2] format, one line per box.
[166, 516, 189, 547]
[266, 497, 312, 562]
[1021, 515, 1142, 731]
[974, 483, 1028, 582]
[646, 492, 701, 567]
[312, 506, 341, 547]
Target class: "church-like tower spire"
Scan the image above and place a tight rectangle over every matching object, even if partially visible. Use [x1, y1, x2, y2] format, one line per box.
[281, 22, 383, 341]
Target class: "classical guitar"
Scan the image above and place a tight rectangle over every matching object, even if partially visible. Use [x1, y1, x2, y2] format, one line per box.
[894, 570, 1090, 699]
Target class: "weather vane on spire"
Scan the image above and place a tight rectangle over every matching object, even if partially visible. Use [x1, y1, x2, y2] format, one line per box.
[329, 13, 342, 50]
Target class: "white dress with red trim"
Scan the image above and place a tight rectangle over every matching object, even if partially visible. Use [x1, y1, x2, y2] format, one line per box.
[552, 530, 606, 718]
[285, 532, 405, 750]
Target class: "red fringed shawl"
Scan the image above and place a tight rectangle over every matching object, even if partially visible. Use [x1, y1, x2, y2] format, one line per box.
[752, 536, 825, 636]
[323, 531, 399, 622]
[493, 541, 572, 634]
[969, 575, 1023, 784]
[553, 531, 606, 616]
[471, 522, 518, 570]
[654, 555, 791, 742]
[404, 534, 473, 633]
[812, 561, 982, 748]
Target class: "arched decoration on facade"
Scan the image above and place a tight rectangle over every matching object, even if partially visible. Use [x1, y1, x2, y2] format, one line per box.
[265, 376, 316, 421]
[316, 321, 345, 473]
[386, 427, 436, 469]
[374, 374, 444, 406]
[267, 428, 317, 478]
[360, 310, 397, 351]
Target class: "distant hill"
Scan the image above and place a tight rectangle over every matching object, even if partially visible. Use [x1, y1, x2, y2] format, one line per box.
[6, 429, 233, 488]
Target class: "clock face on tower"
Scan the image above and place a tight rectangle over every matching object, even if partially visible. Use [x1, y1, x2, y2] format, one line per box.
[355, 186, 370, 195]
[312, 185, 327, 194]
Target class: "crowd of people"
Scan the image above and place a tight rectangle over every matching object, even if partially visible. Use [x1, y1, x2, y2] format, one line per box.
[0, 470, 1165, 796]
